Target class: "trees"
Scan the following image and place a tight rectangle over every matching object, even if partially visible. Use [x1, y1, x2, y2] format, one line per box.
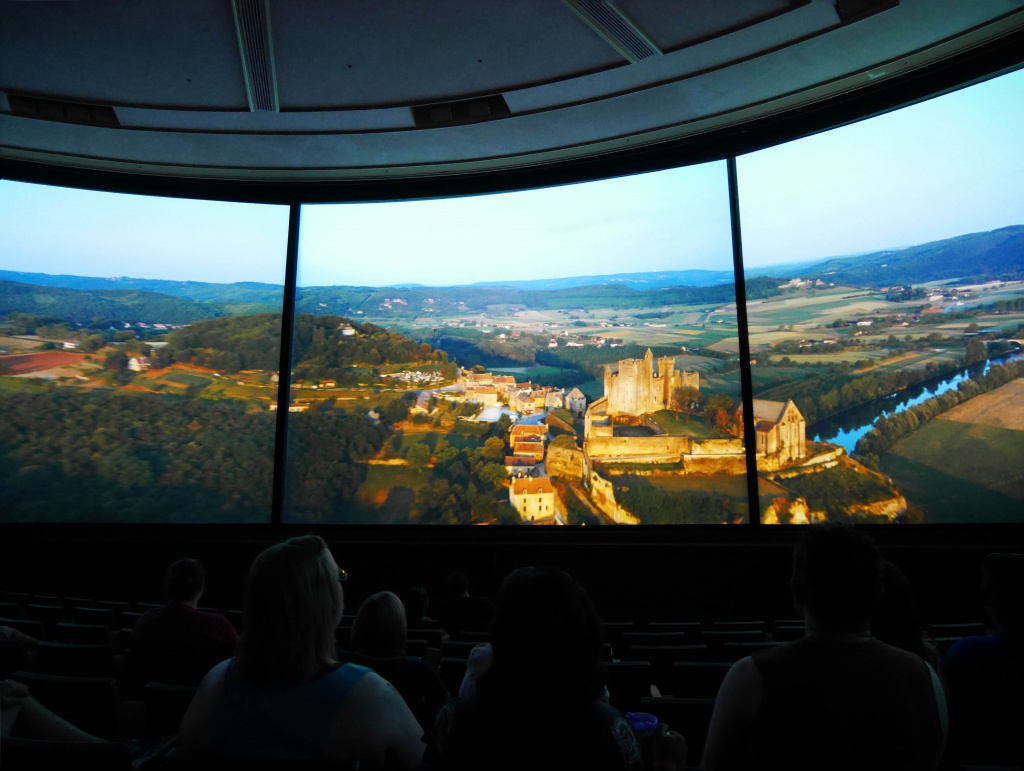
[481, 436, 506, 463]
[965, 337, 987, 365]
[405, 442, 431, 470]
[104, 350, 129, 372]
[671, 385, 701, 422]
[704, 393, 735, 432]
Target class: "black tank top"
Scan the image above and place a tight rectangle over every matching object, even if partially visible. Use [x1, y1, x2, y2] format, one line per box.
[747, 636, 941, 770]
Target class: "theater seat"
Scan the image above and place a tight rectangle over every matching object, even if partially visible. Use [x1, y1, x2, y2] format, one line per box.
[605, 660, 653, 713]
[438, 657, 468, 697]
[54, 622, 112, 644]
[672, 662, 732, 698]
[35, 641, 117, 677]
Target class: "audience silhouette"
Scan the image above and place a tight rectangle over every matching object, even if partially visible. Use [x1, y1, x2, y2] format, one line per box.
[703, 524, 946, 771]
[429, 566, 686, 771]
[129, 558, 238, 688]
[437, 572, 494, 640]
[179, 536, 424, 768]
[943, 552, 1024, 766]
[342, 590, 449, 731]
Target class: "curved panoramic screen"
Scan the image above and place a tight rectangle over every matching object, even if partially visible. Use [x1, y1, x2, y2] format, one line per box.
[2, 70, 1021, 526]
[285, 162, 750, 524]
[738, 68, 1024, 524]
[0, 183, 289, 522]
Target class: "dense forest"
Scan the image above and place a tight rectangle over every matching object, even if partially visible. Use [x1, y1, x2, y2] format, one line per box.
[0, 388, 402, 523]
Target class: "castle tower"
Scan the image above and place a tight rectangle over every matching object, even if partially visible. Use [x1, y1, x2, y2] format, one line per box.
[658, 354, 676, 408]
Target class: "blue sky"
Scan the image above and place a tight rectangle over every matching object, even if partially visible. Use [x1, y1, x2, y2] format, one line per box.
[1, 67, 1021, 286]
[737, 66, 1024, 268]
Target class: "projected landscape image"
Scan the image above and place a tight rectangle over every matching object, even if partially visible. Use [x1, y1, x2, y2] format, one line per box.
[283, 162, 751, 525]
[1, 70, 1022, 525]
[738, 67, 1024, 524]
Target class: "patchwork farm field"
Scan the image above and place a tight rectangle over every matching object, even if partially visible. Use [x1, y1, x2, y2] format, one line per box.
[939, 378, 1024, 431]
[881, 382, 1024, 519]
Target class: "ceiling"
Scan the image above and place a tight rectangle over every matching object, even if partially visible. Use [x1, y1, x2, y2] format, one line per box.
[2, 0, 1024, 188]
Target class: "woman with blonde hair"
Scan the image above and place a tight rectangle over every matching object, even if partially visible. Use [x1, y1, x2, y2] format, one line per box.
[346, 591, 449, 731]
[180, 535, 424, 768]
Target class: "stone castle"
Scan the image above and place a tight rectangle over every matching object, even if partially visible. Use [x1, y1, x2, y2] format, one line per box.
[583, 350, 806, 475]
[603, 348, 699, 416]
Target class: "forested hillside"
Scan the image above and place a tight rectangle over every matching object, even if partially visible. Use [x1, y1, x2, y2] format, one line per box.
[158, 313, 448, 378]
[804, 225, 1024, 286]
[0, 279, 221, 325]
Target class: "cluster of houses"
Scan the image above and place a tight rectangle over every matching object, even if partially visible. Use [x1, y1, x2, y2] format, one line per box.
[381, 370, 444, 385]
[505, 423, 558, 524]
[459, 368, 587, 418]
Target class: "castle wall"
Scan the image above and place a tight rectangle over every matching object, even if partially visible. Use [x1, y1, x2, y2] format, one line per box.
[585, 435, 692, 459]
[682, 454, 747, 474]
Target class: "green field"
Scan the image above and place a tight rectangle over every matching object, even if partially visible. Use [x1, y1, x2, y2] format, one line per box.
[0, 376, 54, 394]
[650, 410, 734, 439]
[879, 452, 1023, 523]
[490, 365, 565, 379]
[333, 464, 428, 524]
[161, 372, 214, 388]
[880, 417, 1024, 522]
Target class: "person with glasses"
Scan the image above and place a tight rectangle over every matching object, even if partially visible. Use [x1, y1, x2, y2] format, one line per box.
[180, 535, 424, 768]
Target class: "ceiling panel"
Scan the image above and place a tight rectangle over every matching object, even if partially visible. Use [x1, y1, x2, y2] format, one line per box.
[271, 0, 627, 109]
[618, 0, 802, 52]
[0, 0, 249, 109]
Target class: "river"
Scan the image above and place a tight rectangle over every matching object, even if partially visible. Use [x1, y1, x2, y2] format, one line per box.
[810, 351, 1023, 454]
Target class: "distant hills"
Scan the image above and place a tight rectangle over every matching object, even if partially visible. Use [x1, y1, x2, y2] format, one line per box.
[0, 279, 222, 325]
[800, 225, 1024, 286]
[2, 225, 1021, 325]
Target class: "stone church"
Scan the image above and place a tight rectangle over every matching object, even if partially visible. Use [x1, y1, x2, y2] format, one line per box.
[603, 349, 699, 417]
[737, 399, 807, 463]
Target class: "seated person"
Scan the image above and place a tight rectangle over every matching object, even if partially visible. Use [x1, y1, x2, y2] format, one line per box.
[130, 558, 238, 687]
[943, 552, 1024, 766]
[872, 560, 944, 674]
[341, 591, 449, 732]
[437, 572, 493, 639]
[179, 535, 424, 769]
[703, 524, 947, 771]
[429, 566, 686, 771]
[401, 586, 435, 627]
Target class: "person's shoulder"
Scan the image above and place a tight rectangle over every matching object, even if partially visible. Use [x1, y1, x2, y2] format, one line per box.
[130, 605, 165, 636]
[200, 657, 233, 687]
[944, 633, 997, 665]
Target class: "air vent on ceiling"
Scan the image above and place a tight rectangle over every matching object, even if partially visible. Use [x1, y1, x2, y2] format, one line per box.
[561, 0, 662, 63]
[413, 95, 512, 129]
[6, 94, 119, 127]
[232, 0, 279, 112]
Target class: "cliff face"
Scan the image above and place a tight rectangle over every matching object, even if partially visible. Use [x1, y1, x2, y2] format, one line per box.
[849, 495, 907, 521]
[588, 471, 640, 525]
[761, 494, 907, 524]
[547, 443, 584, 479]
